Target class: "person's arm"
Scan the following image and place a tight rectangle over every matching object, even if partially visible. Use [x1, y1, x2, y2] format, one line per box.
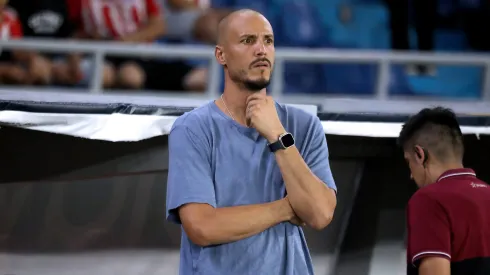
[119, 0, 165, 42]
[167, 125, 296, 247]
[244, 95, 336, 230]
[272, 116, 337, 230]
[419, 257, 450, 275]
[407, 193, 451, 275]
[179, 198, 294, 246]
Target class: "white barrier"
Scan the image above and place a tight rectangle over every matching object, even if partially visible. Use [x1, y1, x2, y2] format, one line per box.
[2, 39, 490, 108]
[1, 110, 490, 142]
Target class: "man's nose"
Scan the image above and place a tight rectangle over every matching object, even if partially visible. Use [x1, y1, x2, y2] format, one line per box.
[254, 42, 267, 56]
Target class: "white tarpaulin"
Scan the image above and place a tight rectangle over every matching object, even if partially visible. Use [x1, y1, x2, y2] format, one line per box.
[1, 110, 490, 142]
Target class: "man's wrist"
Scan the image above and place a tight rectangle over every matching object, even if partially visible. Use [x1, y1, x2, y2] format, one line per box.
[272, 198, 294, 222]
[266, 128, 287, 143]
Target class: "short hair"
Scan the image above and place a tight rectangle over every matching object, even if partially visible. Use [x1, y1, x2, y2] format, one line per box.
[397, 107, 464, 162]
[217, 9, 261, 45]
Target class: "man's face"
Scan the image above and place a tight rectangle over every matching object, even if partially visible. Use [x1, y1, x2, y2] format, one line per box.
[404, 150, 427, 188]
[221, 12, 275, 91]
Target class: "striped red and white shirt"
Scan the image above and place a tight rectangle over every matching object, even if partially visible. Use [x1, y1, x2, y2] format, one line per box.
[68, 0, 161, 40]
[0, 8, 23, 57]
[0, 8, 23, 40]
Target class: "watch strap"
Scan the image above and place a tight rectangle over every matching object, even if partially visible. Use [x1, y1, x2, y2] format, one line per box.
[268, 132, 294, 152]
[268, 139, 284, 152]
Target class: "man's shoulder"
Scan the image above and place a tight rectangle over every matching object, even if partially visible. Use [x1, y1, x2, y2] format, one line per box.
[408, 185, 443, 208]
[277, 102, 315, 117]
[276, 103, 318, 126]
[172, 101, 214, 131]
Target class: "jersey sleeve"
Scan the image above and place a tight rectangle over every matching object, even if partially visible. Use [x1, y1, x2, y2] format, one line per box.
[166, 125, 216, 224]
[3, 8, 23, 38]
[407, 192, 451, 266]
[145, 0, 162, 16]
[303, 116, 337, 192]
[9, 17, 23, 38]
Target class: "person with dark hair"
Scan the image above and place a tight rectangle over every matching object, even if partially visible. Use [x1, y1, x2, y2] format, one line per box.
[398, 107, 490, 275]
[8, 0, 87, 86]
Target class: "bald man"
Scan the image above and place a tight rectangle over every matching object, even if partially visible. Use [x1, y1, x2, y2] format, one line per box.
[166, 10, 337, 275]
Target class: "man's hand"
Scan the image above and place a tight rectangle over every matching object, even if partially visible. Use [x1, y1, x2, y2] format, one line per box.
[67, 54, 83, 83]
[245, 93, 286, 142]
[283, 197, 305, 227]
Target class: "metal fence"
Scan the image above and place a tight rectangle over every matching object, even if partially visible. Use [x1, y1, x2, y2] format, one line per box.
[2, 39, 490, 114]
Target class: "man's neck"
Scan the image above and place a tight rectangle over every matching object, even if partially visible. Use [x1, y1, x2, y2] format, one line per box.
[219, 82, 266, 125]
[429, 161, 465, 183]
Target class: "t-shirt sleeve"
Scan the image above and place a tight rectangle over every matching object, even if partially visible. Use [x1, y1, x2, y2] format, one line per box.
[407, 192, 451, 266]
[303, 116, 337, 192]
[166, 125, 216, 224]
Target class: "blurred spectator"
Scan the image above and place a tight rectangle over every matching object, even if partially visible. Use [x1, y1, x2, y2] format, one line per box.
[8, 0, 86, 86]
[67, 0, 166, 90]
[155, 0, 230, 91]
[384, 0, 437, 75]
[0, 0, 29, 84]
[163, 0, 228, 44]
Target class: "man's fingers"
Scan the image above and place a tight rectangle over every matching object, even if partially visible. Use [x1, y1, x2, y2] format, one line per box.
[246, 93, 266, 105]
[246, 103, 260, 116]
[246, 98, 264, 109]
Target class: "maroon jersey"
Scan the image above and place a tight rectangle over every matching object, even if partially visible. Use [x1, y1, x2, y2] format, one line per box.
[406, 168, 490, 275]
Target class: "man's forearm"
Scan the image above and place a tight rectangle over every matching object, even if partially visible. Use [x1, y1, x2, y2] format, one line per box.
[274, 146, 335, 229]
[188, 199, 292, 246]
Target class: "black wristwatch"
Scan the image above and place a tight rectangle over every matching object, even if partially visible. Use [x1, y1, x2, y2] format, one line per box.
[268, 132, 295, 153]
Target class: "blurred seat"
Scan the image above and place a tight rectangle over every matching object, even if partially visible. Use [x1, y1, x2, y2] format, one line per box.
[434, 30, 468, 51]
[276, 0, 326, 47]
[405, 66, 482, 98]
[278, 0, 331, 94]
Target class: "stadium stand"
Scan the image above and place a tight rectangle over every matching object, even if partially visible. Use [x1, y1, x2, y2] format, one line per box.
[1, 0, 489, 98]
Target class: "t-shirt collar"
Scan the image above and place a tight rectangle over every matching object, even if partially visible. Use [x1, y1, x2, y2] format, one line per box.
[437, 168, 476, 182]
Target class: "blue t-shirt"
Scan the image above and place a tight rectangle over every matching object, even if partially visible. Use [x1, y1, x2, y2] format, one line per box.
[166, 101, 337, 275]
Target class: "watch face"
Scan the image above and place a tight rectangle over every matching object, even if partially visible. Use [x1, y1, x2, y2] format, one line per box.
[281, 133, 295, 147]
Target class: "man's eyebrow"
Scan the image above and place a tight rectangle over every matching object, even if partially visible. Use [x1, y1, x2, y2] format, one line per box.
[238, 33, 274, 39]
[239, 34, 257, 39]
[264, 34, 274, 39]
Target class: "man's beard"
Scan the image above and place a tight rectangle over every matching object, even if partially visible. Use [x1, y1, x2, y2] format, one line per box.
[243, 78, 271, 92]
[229, 68, 271, 92]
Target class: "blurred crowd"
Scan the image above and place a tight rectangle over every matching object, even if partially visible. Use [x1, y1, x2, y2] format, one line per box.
[0, 0, 489, 97]
[0, 0, 228, 91]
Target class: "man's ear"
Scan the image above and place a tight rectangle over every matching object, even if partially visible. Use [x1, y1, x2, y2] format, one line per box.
[215, 46, 226, 65]
[413, 145, 428, 166]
